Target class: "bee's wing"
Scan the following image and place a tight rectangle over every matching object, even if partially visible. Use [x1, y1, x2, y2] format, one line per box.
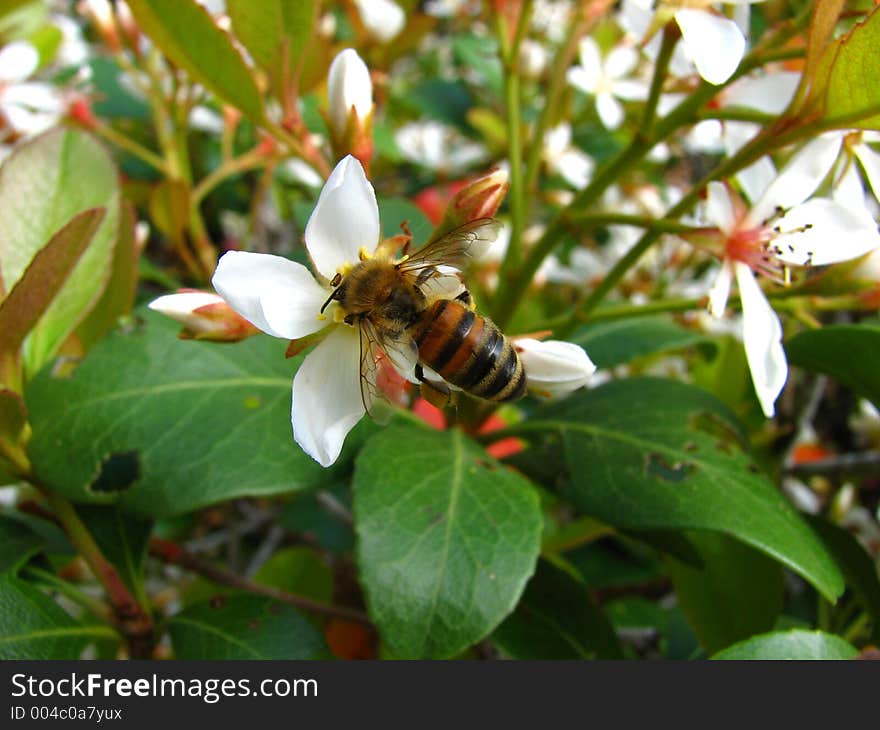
[398, 218, 501, 272]
[358, 318, 418, 424]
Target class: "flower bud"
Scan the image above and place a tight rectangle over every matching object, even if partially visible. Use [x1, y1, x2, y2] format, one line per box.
[78, 0, 120, 51]
[327, 48, 374, 167]
[148, 290, 260, 342]
[431, 168, 508, 242]
[353, 0, 405, 43]
[515, 338, 596, 398]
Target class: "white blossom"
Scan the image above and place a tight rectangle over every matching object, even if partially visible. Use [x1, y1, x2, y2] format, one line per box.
[353, 0, 405, 43]
[516, 339, 596, 398]
[327, 48, 373, 140]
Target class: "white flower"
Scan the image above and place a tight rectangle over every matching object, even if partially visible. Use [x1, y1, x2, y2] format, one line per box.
[542, 124, 594, 189]
[0, 41, 63, 139]
[353, 0, 405, 43]
[327, 48, 373, 140]
[697, 136, 880, 416]
[566, 37, 647, 130]
[515, 339, 596, 398]
[519, 39, 551, 78]
[148, 290, 258, 341]
[395, 120, 487, 173]
[213, 156, 383, 466]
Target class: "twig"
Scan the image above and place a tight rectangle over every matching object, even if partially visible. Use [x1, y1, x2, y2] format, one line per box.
[784, 451, 880, 479]
[149, 537, 373, 627]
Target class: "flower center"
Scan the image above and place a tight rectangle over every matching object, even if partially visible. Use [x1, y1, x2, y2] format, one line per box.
[725, 224, 787, 283]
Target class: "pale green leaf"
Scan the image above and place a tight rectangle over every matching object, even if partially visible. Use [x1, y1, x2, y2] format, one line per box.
[712, 629, 858, 660]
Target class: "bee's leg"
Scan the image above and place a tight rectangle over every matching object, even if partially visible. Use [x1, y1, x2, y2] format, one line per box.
[415, 364, 450, 409]
[455, 288, 475, 310]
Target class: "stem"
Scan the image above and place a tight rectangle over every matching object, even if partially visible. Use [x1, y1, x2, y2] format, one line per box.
[640, 22, 679, 134]
[149, 537, 373, 627]
[92, 122, 167, 173]
[563, 211, 698, 235]
[191, 147, 269, 209]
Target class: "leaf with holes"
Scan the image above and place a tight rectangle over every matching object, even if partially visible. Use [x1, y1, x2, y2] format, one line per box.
[502, 378, 843, 602]
[667, 531, 784, 655]
[25, 310, 327, 517]
[492, 560, 622, 659]
[569, 315, 713, 369]
[167, 594, 327, 659]
[0, 128, 120, 376]
[786, 324, 880, 407]
[712, 629, 858, 660]
[0, 575, 117, 659]
[354, 426, 542, 659]
[126, 0, 263, 121]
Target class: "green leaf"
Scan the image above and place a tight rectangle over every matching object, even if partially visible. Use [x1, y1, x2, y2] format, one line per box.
[78, 506, 152, 605]
[667, 531, 783, 655]
[492, 560, 622, 659]
[569, 315, 713, 369]
[252, 546, 333, 604]
[712, 629, 858, 660]
[0, 575, 116, 659]
[507, 378, 844, 602]
[0, 128, 120, 376]
[227, 0, 317, 84]
[786, 324, 880, 406]
[0, 388, 26, 449]
[0, 208, 105, 358]
[379, 198, 433, 244]
[26, 310, 326, 517]
[125, 0, 264, 121]
[807, 516, 880, 643]
[824, 5, 880, 129]
[168, 594, 327, 659]
[0, 516, 45, 575]
[354, 427, 542, 659]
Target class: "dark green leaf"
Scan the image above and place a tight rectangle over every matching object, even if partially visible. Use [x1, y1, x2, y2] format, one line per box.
[508, 378, 844, 601]
[0, 128, 120, 375]
[0, 575, 116, 659]
[252, 547, 333, 603]
[808, 516, 880, 643]
[668, 531, 783, 655]
[405, 79, 474, 130]
[786, 324, 880, 406]
[168, 594, 327, 659]
[0, 208, 105, 358]
[569, 315, 713, 369]
[712, 629, 858, 660]
[126, 0, 264, 121]
[26, 311, 326, 517]
[0, 516, 45, 575]
[492, 560, 622, 659]
[78, 506, 152, 605]
[354, 427, 542, 659]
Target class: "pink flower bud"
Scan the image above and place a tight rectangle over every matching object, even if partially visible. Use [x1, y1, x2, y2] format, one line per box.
[432, 168, 508, 241]
[148, 290, 260, 342]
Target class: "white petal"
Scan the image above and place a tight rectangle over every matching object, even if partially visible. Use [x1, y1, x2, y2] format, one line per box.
[556, 150, 593, 189]
[305, 155, 380, 279]
[736, 157, 776, 205]
[724, 71, 801, 114]
[543, 123, 572, 157]
[353, 0, 405, 42]
[610, 79, 648, 101]
[854, 142, 880, 204]
[708, 259, 734, 317]
[676, 9, 745, 85]
[735, 262, 787, 418]
[832, 160, 868, 211]
[749, 134, 842, 224]
[605, 44, 639, 80]
[596, 92, 624, 130]
[149, 291, 224, 318]
[212, 251, 328, 339]
[292, 327, 365, 467]
[0, 41, 39, 84]
[705, 181, 737, 234]
[517, 339, 596, 398]
[770, 199, 880, 267]
[327, 48, 373, 138]
[566, 66, 597, 95]
[576, 37, 603, 83]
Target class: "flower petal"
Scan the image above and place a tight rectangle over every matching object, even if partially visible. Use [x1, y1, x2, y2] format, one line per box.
[292, 326, 365, 467]
[305, 155, 380, 279]
[675, 9, 745, 85]
[749, 135, 842, 224]
[352, 0, 405, 42]
[735, 262, 787, 418]
[0, 41, 38, 84]
[212, 251, 328, 339]
[596, 92, 624, 130]
[706, 181, 737, 234]
[724, 71, 801, 114]
[517, 338, 596, 398]
[708, 258, 734, 317]
[770, 198, 880, 266]
[605, 44, 639, 80]
[576, 37, 603, 83]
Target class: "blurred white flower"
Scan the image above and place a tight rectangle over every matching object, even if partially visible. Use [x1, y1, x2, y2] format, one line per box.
[542, 123, 594, 189]
[516, 338, 596, 398]
[519, 39, 550, 78]
[0, 42, 63, 140]
[327, 48, 373, 141]
[395, 120, 487, 173]
[532, 0, 573, 43]
[567, 37, 647, 130]
[353, 0, 405, 43]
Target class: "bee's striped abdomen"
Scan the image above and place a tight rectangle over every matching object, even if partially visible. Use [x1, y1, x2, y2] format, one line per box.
[411, 299, 526, 402]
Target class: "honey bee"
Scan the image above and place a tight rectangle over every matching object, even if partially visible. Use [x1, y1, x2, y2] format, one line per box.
[320, 218, 526, 414]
